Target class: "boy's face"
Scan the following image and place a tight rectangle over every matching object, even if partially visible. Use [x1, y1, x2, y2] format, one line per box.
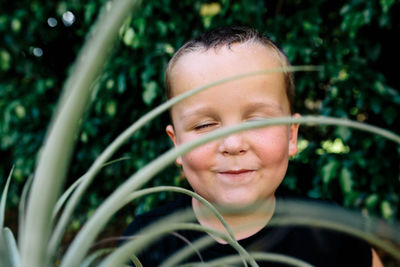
[166, 43, 299, 207]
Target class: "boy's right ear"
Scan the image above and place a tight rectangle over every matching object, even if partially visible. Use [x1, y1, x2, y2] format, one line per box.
[166, 125, 182, 165]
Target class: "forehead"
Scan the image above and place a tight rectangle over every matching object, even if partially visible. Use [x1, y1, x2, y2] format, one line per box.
[169, 43, 285, 96]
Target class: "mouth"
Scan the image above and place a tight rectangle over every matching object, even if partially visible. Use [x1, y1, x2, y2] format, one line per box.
[219, 169, 254, 175]
[216, 169, 256, 183]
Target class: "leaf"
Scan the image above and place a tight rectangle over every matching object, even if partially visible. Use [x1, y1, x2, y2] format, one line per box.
[21, 0, 143, 265]
[321, 160, 339, 185]
[105, 101, 117, 117]
[383, 107, 397, 125]
[339, 166, 353, 194]
[380, 200, 394, 219]
[370, 97, 381, 114]
[84, 2, 98, 24]
[123, 28, 135, 47]
[0, 49, 11, 71]
[365, 194, 379, 210]
[200, 2, 222, 17]
[142, 81, 158, 106]
[0, 167, 14, 267]
[2, 227, 21, 267]
[335, 127, 352, 142]
[18, 175, 34, 247]
[81, 248, 115, 267]
[118, 73, 126, 94]
[380, 0, 395, 13]
[374, 80, 386, 95]
[0, 167, 14, 229]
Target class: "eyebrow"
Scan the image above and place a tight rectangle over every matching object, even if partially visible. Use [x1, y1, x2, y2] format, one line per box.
[178, 106, 216, 121]
[243, 101, 286, 115]
[178, 101, 286, 121]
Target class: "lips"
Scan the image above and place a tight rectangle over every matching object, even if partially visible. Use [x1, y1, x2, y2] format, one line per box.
[216, 169, 256, 184]
[219, 169, 254, 175]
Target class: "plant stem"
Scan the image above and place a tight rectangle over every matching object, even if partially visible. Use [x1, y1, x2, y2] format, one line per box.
[20, 0, 142, 266]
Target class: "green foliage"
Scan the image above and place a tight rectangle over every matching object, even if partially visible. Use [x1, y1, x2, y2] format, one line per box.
[0, 0, 399, 236]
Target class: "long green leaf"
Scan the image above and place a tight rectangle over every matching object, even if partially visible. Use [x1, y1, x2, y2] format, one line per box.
[81, 248, 114, 267]
[20, 1, 142, 266]
[61, 115, 399, 267]
[2, 228, 21, 267]
[0, 167, 14, 267]
[18, 174, 33, 248]
[0, 166, 13, 229]
[52, 175, 84, 220]
[160, 234, 215, 267]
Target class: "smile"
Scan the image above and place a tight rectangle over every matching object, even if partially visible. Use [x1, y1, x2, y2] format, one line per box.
[219, 169, 254, 175]
[216, 169, 256, 184]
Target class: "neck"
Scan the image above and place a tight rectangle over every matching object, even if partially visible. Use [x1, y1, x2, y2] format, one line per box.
[192, 196, 276, 243]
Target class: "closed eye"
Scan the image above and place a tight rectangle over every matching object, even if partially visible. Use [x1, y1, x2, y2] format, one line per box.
[246, 116, 270, 122]
[194, 123, 218, 131]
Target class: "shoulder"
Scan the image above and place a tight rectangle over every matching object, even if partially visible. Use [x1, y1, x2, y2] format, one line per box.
[271, 191, 372, 267]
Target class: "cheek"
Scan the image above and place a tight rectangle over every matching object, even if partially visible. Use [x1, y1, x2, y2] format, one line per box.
[181, 141, 217, 170]
[250, 126, 289, 162]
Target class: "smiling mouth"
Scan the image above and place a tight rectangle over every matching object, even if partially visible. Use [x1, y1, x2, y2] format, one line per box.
[216, 169, 256, 184]
[219, 169, 254, 175]
[217, 169, 256, 179]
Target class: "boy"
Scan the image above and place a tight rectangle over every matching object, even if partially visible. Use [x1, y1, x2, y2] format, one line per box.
[122, 26, 382, 266]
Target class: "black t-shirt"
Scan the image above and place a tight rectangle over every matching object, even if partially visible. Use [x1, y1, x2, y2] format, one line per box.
[121, 193, 372, 266]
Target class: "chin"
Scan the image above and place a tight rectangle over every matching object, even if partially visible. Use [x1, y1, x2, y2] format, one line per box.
[216, 196, 258, 209]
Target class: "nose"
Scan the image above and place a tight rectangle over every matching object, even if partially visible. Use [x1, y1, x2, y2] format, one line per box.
[218, 133, 249, 156]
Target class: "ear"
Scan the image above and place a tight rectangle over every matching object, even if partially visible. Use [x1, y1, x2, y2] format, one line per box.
[288, 113, 300, 157]
[166, 124, 182, 165]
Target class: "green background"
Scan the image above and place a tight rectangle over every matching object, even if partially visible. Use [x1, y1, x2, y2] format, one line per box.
[1, 0, 399, 239]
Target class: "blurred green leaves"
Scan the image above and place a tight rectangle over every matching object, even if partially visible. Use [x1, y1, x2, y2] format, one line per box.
[142, 81, 158, 106]
[200, 2, 222, 28]
[0, 50, 11, 71]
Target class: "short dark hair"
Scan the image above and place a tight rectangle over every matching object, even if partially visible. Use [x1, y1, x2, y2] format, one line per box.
[165, 26, 295, 114]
